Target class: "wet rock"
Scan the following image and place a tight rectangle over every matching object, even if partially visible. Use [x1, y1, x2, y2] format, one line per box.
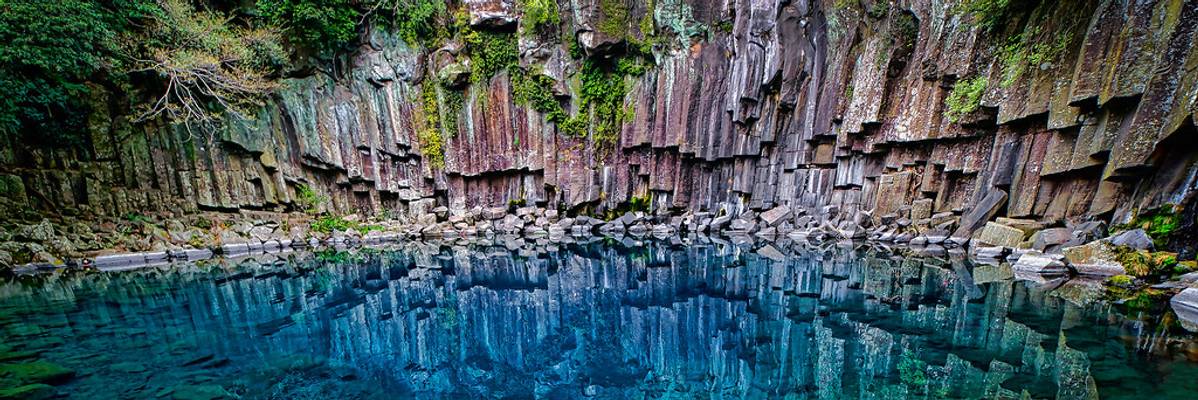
[759, 205, 792, 226]
[1171, 288, 1198, 333]
[1070, 221, 1108, 243]
[1062, 241, 1127, 276]
[482, 207, 507, 220]
[16, 220, 55, 242]
[756, 244, 785, 261]
[1107, 229, 1154, 251]
[1031, 228, 1072, 252]
[729, 218, 755, 232]
[909, 199, 933, 221]
[1012, 252, 1068, 275]
[974, 222, 1025, 248]
[952, 190, 1008, 239]
[994, 218, 1045, 235]
[464, 0, 516, 27]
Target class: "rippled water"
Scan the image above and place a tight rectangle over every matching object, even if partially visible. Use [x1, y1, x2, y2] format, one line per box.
[1, 239, 1196, 399]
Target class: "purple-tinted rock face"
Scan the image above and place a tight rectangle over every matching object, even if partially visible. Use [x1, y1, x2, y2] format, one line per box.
[4, 0, 1198, 228]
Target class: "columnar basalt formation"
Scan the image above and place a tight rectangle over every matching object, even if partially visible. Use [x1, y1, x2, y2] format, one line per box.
[2, 0, 1196, 240]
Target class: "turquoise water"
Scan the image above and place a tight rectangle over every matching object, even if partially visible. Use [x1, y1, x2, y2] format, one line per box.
[1, 240, 1196, 399]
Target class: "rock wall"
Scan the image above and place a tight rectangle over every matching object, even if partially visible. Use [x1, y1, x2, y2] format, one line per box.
[3, 0, 1197, 229]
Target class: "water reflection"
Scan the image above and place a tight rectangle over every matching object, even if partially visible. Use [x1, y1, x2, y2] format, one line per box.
[1, 239, 1196, 399]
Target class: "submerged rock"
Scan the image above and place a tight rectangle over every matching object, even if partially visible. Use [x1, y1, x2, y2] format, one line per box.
[0, 361, 74, 385]
[0, 384, 55, 400]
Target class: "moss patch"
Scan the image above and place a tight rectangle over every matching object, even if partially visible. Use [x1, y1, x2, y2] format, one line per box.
[1116, 205, 1182, 250]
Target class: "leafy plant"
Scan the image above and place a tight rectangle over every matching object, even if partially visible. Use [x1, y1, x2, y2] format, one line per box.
[132, 0, 286, 131]
[257, 0, 360, 55]
[310, 216, 354, 233]
[944, 75, 986, 123]
[0, 0, 117, 144]
[953, 0, 1015, 33]
[520, 0, 560, 36]
[418, 83, 448, 168]
[463, 28, 519, 83]
[295, 184, 326, 214]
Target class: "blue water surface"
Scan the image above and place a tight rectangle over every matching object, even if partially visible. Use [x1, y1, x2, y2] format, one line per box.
[1, 239, 1195, 399]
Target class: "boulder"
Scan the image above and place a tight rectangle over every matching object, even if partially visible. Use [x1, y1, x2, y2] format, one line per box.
[729, 218, 756, 232]
[759, 205, 792, 226]
[1062, 241, 1126, 277]
[483, 207, 508, 220]
[951, 189, 1008, 239]
[1107, 229, 1154, 251]
[1031, 228, 1072, 251]
[1012, 252, 1068, 275]
[910, 199, 933, 221]
[1171, 288, 1198, 333]
[974, 222, 1025, 248]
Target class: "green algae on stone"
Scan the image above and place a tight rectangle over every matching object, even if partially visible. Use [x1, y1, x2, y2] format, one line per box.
[0, 383, 55, 400]
[0, 361, 75, 385]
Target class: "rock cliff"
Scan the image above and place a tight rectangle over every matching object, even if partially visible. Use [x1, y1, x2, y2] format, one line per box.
[2, 0, 1196, 242]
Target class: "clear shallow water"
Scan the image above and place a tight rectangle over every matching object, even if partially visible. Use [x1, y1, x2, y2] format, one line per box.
[1, 240, 1196, 399]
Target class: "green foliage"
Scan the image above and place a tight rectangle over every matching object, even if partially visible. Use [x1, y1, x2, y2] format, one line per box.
[1116, 205, 1181, 249]
[578, 60, 632, 145]
[597, 0, 630, 38]
[944, 76, 987, 123]
[123, 213, 152, 224]
[997, 26, 1074, 88]
[867, 0, 890, 18]
[1106, 274, 1135, 287]
[1114, 247, 1181, 278]
[520, 0, 560, 36]
[257, 0, 360, 55]
[629, 195, 652, 212]
[464, 30, 520, 83]
[128, 0, 286, 127]
[0, 0, 118, 144]
[310, 216, 353, 233]
[954, 0, 1014, 32]
[515, 72, 569, 124]
[389, 0, 446, 47]
[508, 198, 527, 208]
[295, 184, 326, 214]
[419, 83, 447, 168]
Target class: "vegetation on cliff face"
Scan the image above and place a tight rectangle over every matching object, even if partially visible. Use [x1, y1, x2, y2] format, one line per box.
[944, 76, 987, 123]
[0, 0, 134, 146]
[1, 0, 288, 142]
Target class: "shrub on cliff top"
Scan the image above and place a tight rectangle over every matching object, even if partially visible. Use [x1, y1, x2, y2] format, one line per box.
[130, 0, 286, 133]
[0, 0, 116, 145]
[257, 0, 360, 55]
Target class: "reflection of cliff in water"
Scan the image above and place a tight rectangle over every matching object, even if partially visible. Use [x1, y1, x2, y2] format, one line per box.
[3, 241, 1196, 399]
